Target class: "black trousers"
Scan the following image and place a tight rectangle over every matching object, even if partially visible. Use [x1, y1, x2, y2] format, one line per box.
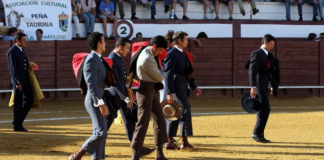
[13, 77, 33, 129]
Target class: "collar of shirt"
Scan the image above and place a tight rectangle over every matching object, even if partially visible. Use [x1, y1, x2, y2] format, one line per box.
[15, 44, 23, 52]
[92, 50, 102, 59]
[174, 45, 184, 53]
[114, 52, 122, 58]
[146, 47, 154, 56]
[260, 47, 268, 56]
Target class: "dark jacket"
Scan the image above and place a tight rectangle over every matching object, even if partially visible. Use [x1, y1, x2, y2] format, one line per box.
[7, 45, 30, 86]
[245, 49, 280, 96]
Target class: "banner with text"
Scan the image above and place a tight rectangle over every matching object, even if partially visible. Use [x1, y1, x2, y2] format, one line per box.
[3, 0, 72, 40]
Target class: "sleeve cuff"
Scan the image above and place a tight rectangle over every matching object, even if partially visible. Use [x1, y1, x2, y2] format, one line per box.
[94, 99, 104, 107]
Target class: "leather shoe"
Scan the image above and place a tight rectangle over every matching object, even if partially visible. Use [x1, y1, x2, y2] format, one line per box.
[141, 147, 154, 157]
[180, 143, 197, 151]
[252, 134, 271, 143]
[165, 138, 180, 150]
[14, 127, 28, 132]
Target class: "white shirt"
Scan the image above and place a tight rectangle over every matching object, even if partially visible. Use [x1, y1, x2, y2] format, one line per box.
[174, 45, 183, 52]
[261, 47, 268, 56]
[15, 44, 23, 52]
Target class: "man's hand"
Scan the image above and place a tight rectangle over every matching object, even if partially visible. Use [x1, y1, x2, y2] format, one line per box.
[250, 88, 257, 99]
[16, 85, 22, 91]
[194, 88, 202, 96]
[99, 104, 108, 116]
[270, 88, 274, 96]
[125, 98, 134, 109]
[167, 94, 174, 104]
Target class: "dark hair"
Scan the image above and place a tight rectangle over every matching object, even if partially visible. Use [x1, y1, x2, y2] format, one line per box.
[150, 35, 167, 49]
[307, 33, 317, 41]
[15, 32, 27, 41]
[87, 32, 104, 50]
[136, 32, 142, 37]
[7, 27, 18, 36]
[36, 28, 43, 34]
[115, 37, 131, 48]
[165, 30, 174, 43]
[320, 32, 324, 36]
[173, 31, 188, 44]
[262, 34, 276, 44]
[196, 32, 208, 39]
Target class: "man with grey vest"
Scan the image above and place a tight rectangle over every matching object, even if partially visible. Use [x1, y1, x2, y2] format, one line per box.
[131, 36, 168, 160]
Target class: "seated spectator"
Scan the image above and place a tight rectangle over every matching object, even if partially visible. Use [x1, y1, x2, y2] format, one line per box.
[214, 0, 234, 20]
[237, 0, 259, 16]
[307, 33, 317, 40]
[99, 0, 118, 39]
[80, 0, 96, 36]
[72, 0, 81, 38]
[285, 0, 318, 21]
[36, 29, 43, 41]
[201, 0, 214, 19]
[196, 32, 208, 39]
[138, 0, 157, 19]
[134, 32, 143, 42]
[3, 27, 18, 41]
[317, 0, 323, 20]
[112, 0, 138, 19]
[170, 0, 190, 20]
[320, 32, 324, 40]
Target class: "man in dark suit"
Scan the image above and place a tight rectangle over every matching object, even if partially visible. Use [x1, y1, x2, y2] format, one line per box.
[163, 31, 202, 151]
[7, 32, 34, 132]
[106, 38, 135, 141]
[249, 34, 276, 143]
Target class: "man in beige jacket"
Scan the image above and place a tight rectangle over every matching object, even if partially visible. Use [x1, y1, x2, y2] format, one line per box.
[131, 35, 168, 160]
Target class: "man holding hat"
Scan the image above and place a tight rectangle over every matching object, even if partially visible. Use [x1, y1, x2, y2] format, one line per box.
[163, 31, 202, 151]
[131, 35, 168, 160]
[249, 34, 276, 143]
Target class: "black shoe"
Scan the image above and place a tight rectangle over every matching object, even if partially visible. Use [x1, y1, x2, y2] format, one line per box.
[321, 18, 324, 21]
[164, 5, 170, 13]
[182, 15, 190, 20]
[151, 15, 155, 20]
[141, 147, 154, 157]
[252, 8, 259, 15]
[120, 15, 125, 19]
[286, 17, 291, 21]
[299, 15, 303, 21]
[173, 14, 178, 20]
[313, 16, 318, 21]
[241, 10, 246, 16]
[14, 127, 28, 132]
[131, 15, 139, 20]
[229, 16, 233, 20]
[252, 134, 270, 143]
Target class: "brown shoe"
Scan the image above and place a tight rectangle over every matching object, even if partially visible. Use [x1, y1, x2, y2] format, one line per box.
[69, 149, 86, 160]
[180, 136, 197, 152]
[165, 137, 180, 150]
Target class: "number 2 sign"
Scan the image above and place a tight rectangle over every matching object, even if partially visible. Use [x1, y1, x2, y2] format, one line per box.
[117, 20, 134, 39]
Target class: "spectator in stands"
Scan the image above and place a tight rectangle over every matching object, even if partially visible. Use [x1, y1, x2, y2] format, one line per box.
[320, 32, 324, 40]
[317, 0, 323, 20]
[112, 0, 138, 19]
[214, 0, 234, 20]
[196, 32, 208, 39]
[237, 0, 259, 16]
[170, 0, 190, 20]
[285, 0, 318, 21]
[201, 0, 214, 19]
[80, 0, 96, 36]
[0, 0, 4, 20]
[307, 33, 317, 40]
[3, 27, 18, 41]
[72, 0, 81, 38]
[134, 32, 143, 42]
[99, 0, 118, 39]
[36, 29, 43, 41]
[137, 0, 157, 19]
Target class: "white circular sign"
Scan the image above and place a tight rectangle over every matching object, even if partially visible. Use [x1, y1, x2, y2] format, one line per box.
[117, 20, 133, 39]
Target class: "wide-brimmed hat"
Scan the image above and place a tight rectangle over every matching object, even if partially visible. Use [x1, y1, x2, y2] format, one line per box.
[160, 99, 182, 121]
[241, 93, 262, 113]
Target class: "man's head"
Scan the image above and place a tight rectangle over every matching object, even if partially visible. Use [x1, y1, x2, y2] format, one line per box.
[320, 33, 324, 40]
[196, 32, 208, 40]
[261, 34, 276, 52]
[165, 30, 175, 49]
[88, 32, 106, 54]
[173, 31, 189, 49]
[135, 32, 143, 41]
[115, 37, 131, 57]
[105, 0, 110, 4]
[149, 35, 167, 56]
[15, 32, 27, 48]
[8, 27, 18, 37]
[307, 33, 317, 41]
[36, 29, 43, 41]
